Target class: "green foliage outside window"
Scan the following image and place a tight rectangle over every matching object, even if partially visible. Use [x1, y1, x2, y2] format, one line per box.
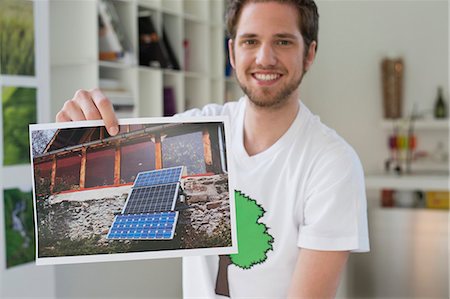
[3, 188, 35, 268]
[2, 86, 37, 165]
[0, 0, 35, 75]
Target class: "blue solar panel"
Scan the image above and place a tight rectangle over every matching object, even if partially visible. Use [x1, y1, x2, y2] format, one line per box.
[133, 166, 183, 188]
[107, 212, 179, 240]
[123, 183, 179, 214]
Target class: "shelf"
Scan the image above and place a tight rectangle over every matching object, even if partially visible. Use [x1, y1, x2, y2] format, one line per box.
[365, 173, 449, 191]
[99, 60, 136, 69]
[381, 119, 449, 130]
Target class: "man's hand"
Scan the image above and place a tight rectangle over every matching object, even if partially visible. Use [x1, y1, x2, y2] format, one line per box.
[55, 88, 119, 136]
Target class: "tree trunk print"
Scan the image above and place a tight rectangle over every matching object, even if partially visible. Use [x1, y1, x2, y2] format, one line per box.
[215, 255, 232, 297]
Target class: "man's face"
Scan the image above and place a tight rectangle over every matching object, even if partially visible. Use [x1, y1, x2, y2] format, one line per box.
[229, 2, 315, 109]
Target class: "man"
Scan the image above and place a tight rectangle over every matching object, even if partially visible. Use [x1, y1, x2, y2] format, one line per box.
[57, 0, 369, 298]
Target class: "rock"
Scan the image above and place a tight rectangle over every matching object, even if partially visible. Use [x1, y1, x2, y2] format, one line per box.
[188, 194, 208, 203]
[206, 201, 221, 210]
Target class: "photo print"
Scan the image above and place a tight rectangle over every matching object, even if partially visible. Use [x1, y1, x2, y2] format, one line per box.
[3, 188, 35, 268]
[29, 117, 237, 265]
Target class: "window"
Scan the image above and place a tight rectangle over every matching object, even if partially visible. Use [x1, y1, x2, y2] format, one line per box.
[2, 86, 37, 165]
[0, 0, 35, 76]
[54, 154, 82, 192]
[162, 131, 206, 175]
[85, 147, 115, 188]
[121, 138, 155, 183]
[34, 161, 52, 195]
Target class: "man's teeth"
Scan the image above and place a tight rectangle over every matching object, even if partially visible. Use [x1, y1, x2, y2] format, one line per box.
[254, 73, 280, 81]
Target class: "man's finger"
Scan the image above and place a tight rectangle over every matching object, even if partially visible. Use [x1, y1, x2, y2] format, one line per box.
[76, 95, 103, 120]
[90, 88, 119, 136]
[62, 99, 86, 121]
[56, 110, 71, 122]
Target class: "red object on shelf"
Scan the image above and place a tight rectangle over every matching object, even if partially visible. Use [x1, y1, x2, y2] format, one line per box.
[183, 39, 190, 71]
[381, 189, 395, 207]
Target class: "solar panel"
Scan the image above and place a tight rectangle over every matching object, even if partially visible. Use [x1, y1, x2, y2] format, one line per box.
[123, 182, 179, 214]
[108, 167, 184, 241]
[133, 166, 183, 188]
[107, 212, 179, 240]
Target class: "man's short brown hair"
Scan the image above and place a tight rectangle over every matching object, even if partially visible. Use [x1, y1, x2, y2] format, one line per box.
[225, 0, 319, 54]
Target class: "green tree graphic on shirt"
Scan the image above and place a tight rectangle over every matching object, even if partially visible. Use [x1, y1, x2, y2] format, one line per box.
[215, 190, 274, 297]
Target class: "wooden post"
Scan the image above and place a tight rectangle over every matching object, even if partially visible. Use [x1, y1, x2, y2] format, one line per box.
[155, 134, 162, 169]
[79, 147, 87, 189]
[114, 144, 121, 185]
[50, 156, 57, 193]
[203, 128, 213, 171]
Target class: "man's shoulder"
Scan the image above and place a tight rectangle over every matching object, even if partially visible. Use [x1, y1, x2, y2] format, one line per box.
[299, 103, 361, 167]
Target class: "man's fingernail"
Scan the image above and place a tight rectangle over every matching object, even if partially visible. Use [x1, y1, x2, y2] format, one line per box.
[109, 126, 119, 136]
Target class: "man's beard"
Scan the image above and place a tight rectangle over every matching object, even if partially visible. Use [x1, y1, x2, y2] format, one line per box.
[236, 70, 304, 110]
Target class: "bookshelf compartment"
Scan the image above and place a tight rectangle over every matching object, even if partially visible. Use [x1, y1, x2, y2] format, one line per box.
[161, 0, 182, 15]
[138, 68, 163, 117]
[100, 66, 137, 117]
[50, 1, 97, 66]
[50, 65, 98, 117]
[210, 27, 224, 78]
[185, 77, 210, 110]
[210, 78, 224, 105]
[163, 72, 184, 115]
[210, 0, 225, 25]
[137, 0, 161, 10]
[184, 20, 209, 74]
[162, 13, 183, 71]
[183, 0, 209, 22]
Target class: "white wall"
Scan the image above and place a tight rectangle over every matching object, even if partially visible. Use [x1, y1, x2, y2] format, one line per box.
[302, 1, 449, 298]
[302, 0, 448, 173]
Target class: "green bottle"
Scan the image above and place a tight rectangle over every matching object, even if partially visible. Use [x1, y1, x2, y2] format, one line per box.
[434, 87, 447, 119]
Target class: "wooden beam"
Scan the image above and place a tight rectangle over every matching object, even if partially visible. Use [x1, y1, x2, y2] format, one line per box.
[50, 156, 56, 193]
[114, 144, 121, 185]
[79, 147, 86, 189]
[155, 134, 162, 169]
[203, 128, 213, 168]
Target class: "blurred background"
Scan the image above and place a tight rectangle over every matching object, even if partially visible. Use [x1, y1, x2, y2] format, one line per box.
[0, 0, 448, 298]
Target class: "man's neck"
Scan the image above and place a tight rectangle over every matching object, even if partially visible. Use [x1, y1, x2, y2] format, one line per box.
[243, 96, 300, 156]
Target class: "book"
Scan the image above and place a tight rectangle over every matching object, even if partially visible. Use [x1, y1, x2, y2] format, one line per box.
[98, 0, 135, 64]
[138, 13, 170, 68]
[164, 87, 177, 116]
[162, 28, 180, 70]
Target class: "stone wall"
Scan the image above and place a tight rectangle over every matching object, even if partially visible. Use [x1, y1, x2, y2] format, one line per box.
[37, 174, 232, 256]
[183, 174, 230, 236]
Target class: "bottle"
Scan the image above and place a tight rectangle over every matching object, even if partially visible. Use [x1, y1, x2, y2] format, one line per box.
[434, 86, 447, 118]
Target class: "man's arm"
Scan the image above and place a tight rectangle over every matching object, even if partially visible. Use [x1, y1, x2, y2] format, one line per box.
[287, 248, 349, 299]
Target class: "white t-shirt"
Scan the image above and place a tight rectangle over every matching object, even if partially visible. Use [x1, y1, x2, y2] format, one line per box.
[180, 97, 369, 298]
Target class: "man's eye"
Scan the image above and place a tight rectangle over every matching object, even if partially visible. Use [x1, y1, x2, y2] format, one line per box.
[277, 40, 291, 46]
[243, 40, 256, 45]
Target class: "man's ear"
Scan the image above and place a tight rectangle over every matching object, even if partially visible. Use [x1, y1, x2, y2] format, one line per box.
[304, 41, 317, 72]
[228, 39, 236, 69]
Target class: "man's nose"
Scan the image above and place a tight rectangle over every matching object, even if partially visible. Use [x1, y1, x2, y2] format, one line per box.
[255, 43, 277, 67]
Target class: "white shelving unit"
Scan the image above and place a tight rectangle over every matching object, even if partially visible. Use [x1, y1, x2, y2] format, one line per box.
[380, 118, 449, 130]
[366, 118, 449, 191]
[365, 173, 449, 191]
[42, 1, 242, 297]
[47, 0, 242, 119]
